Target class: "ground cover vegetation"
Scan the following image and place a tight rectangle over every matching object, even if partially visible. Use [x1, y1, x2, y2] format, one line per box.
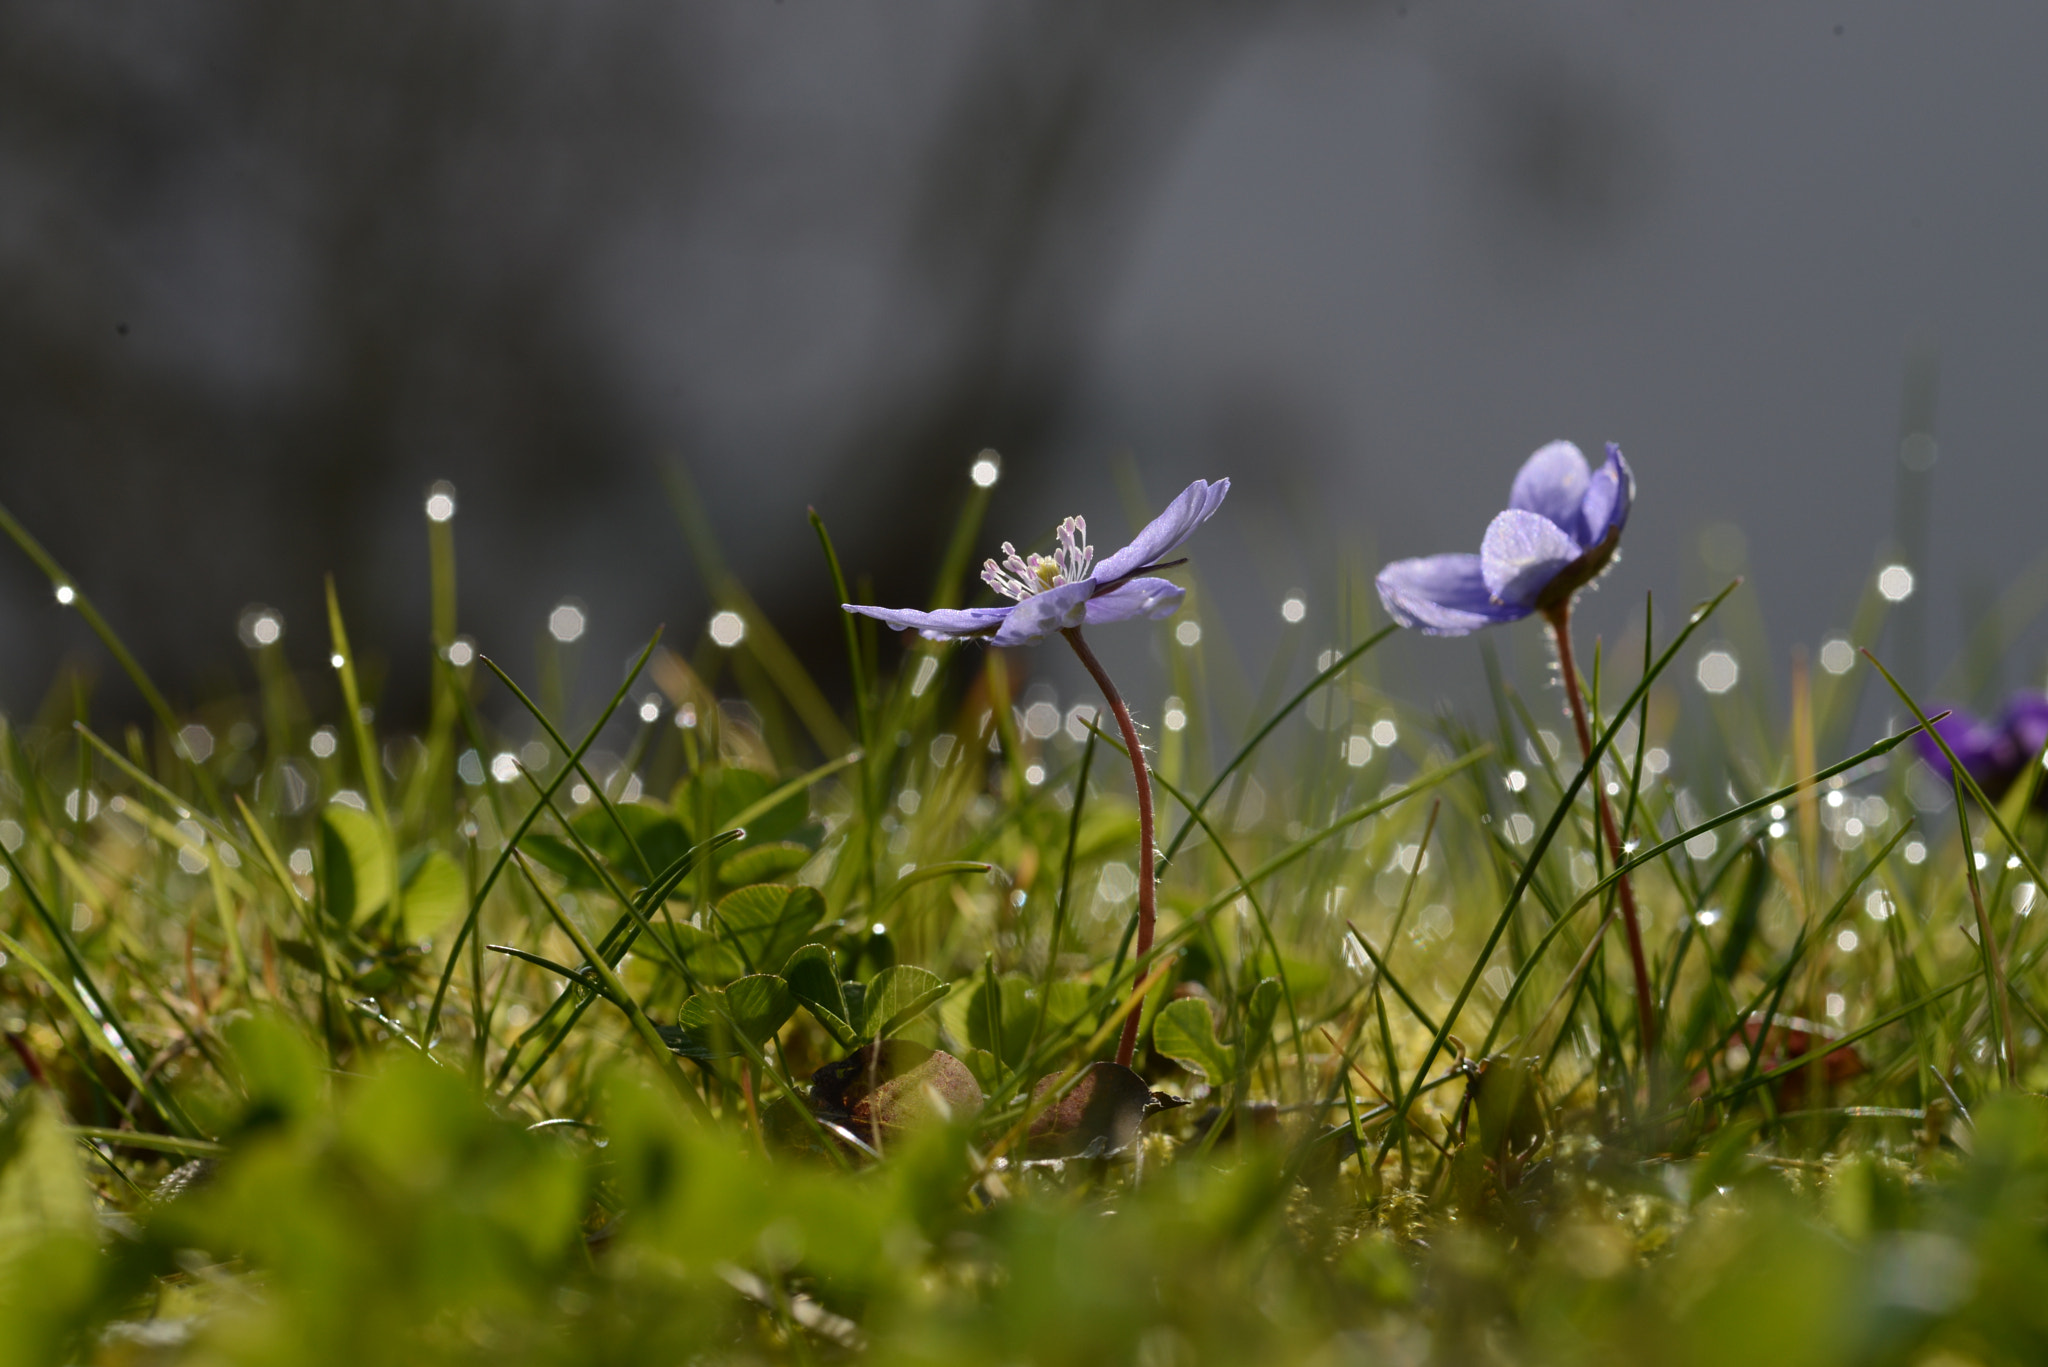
[0, 450, 2046, 1365]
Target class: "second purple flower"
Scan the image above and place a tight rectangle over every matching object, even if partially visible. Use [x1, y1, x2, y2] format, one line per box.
[1917, 692, 2048, 807]
[1376, 441, 1634, 636]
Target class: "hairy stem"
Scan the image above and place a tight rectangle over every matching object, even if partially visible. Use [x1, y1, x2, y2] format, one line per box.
[1543, 603, 1658, 1061]
[1063, 627, 1156, 1068]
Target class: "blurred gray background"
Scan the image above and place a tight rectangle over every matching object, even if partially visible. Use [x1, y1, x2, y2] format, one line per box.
[5, 1, 2047, 735]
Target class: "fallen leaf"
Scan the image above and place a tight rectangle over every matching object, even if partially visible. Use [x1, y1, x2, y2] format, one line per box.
[811, 1042, 983, 1142]
[1026, 1061, 1184, 1158]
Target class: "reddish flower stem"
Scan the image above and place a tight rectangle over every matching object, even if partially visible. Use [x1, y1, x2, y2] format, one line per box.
[1062, 627, 1155, 1069]
[1543, 603, 1658, 1060]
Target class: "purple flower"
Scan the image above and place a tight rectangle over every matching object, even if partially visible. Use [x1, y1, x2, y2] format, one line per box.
[844, 478, 1230, 647]
[1916, 692, 2048, 805]
[1376, 441, 1635, 636]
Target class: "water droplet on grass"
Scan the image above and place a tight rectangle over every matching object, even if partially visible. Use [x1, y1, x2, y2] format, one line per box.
[424, 480, 457, 522]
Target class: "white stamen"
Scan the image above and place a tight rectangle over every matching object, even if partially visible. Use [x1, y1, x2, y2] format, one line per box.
[980, 516, 1096, 601]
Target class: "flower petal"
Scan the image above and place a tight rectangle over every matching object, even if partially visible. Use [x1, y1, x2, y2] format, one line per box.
[1508, 442, 1591, 545]
[2003, 693, 2048, 762]
[843, 602, 1012, 642]
[1917, 704, 2018, 796]
[1578, 443, 1634, 548]
[1376, 553, 1532, 636]
[1480, 509, 1583, 608]
[992, 581, 1093, 646]
[1085, 576, 1185, 625]
[1090, 478, 1231, 585]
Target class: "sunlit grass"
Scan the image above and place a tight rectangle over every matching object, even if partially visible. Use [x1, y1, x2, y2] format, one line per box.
[0, 467, 2044, 1364]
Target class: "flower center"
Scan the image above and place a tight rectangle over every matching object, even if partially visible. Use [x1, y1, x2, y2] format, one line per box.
[981, 515, 1094, 601]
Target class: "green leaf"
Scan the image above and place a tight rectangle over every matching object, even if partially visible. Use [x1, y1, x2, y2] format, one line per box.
[675, 765, 809, 847]
[960, 1047, 1002, 1093]
[1152, 997, 1236, 1082]
[571, 802, 692, 886]
[517, 833, 606, 890]
[666, 923, 746, 986]
[0, 1090, 95, 1245]
[967, 974, 1092, 1065]
[858, 965, 950, 1040]
[716, 841, 814, 886]
[1242, 977, 1282, 1077]
[399, 850, 466, 940]
[221, 1014, 327, 1133]
[663, 975, 795, 1059]
[724, 974, 796, 1041]
[319, 804, 391, 926]
[271, 939, 320, 976]
[783, 943, 857, 1047]
[714, 884, 826, 975]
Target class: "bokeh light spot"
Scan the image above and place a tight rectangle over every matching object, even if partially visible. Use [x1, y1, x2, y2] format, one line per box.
[549, 602, 587, 643]
[1696, 649, 1740, 694]
[425, 480, 457, 522]
[239, 605, 284, 648]
[709, 610, 747, 648]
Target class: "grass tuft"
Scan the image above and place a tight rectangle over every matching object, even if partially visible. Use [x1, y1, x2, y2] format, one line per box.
[0, 483, 2043, 1363]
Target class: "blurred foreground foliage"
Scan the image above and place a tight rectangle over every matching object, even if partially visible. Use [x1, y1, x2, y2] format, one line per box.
[8, 1034, 2048, 1364]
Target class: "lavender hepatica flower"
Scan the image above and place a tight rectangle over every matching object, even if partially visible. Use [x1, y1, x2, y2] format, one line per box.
[1373, 437, 1660, 1053]
[844, 478, 1229, 647]
[1376, 441, 1635, 636]
[844, 475, 1229, 1071]
[1916, 692, 2048, 805]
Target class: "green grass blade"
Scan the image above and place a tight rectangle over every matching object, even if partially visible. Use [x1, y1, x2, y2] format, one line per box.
[0, 498, 220, 809]
[512, 851, 713, 1120]
[1384, 580, 1742, 1154]
[479, 652, 657, 882]
[1155, 624, 1399, 876]
[1567, 721, 1927, 918]
[422, 631, 661, 1045]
